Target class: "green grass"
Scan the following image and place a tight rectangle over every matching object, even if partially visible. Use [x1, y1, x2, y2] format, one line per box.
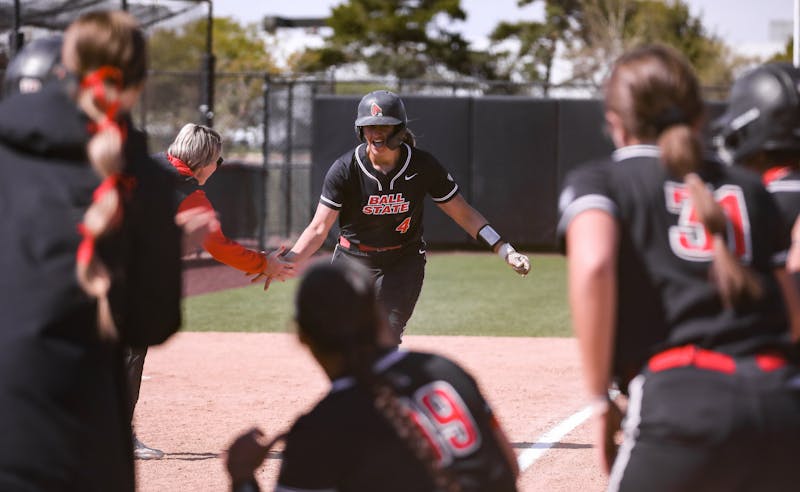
[183, 252, 572, 337]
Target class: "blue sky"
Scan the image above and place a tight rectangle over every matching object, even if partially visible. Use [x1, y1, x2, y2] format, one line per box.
[213, 0, 795, 49]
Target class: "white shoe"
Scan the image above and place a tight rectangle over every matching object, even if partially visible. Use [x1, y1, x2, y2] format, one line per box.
[133, 435, 164, 460]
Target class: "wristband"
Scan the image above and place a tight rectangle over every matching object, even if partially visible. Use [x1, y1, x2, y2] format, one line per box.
[497, 242, 515, 260]
[477, 224, 502, 249]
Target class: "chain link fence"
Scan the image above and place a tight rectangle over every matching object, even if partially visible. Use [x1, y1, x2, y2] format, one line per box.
[2, 65, 730, 248]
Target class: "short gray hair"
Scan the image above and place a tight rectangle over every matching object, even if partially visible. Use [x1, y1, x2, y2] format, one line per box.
[167, 123, 222, 171]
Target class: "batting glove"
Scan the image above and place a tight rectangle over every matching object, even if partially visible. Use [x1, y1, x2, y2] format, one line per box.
[498, 243, 531, 276]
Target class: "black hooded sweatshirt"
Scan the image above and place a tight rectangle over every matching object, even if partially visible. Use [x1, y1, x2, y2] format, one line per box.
[0, 84, 182, 491]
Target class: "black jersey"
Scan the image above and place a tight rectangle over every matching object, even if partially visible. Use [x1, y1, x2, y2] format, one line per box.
[320, 143, 459, 249]
[276, 350, 517, 492]
[558, 145, 791, 381]
[764, 165, 800, 234]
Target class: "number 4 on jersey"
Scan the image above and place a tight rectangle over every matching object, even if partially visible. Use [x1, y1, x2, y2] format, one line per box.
[396, 217, 412, 234]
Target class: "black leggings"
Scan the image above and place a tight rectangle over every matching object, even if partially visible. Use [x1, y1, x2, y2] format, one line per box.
[123, 346, 147, 425]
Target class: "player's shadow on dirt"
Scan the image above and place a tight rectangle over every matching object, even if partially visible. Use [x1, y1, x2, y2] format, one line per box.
[511, 442, 592, 449]
[162, 451, 284, 461]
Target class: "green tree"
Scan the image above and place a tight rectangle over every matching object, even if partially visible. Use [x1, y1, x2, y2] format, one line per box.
[144, 17, 278, 151]
[568, 0, 736, 93]
[489, 0, 739, 96]
[488, 0, 581, 94]
[291, 0, 494, 79]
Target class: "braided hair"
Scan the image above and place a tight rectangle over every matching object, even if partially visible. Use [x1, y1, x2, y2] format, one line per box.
[295, 260, 460, 491]
[62, 11, 147, 339]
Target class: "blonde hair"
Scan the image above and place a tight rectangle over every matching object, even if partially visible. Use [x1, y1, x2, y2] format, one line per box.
[64, 10, 147, 339]
[168, 123, 223, 171]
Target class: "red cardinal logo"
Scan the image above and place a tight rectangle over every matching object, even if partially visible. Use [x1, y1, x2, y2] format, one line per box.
[370, 101, 383, 117]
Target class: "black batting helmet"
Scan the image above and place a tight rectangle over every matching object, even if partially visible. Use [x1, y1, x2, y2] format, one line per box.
[713, 62, 800, 164]
[2, 35, 64, 98]
[354, 90, 408, 149]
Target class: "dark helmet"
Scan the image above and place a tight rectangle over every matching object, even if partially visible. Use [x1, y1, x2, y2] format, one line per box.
[354, 90, 408, 149]
[2, 35, 64, 98]
[713, 62, 800, 164]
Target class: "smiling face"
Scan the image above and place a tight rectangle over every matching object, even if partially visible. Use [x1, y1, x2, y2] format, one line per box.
[362, 125, 396, 153]
[362, 125, 403, 170]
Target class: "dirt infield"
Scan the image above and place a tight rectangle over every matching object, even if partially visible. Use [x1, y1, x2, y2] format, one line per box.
[132, 261, 607, 491]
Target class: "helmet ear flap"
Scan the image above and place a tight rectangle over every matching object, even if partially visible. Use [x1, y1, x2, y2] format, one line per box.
[386, 122, 407, 150]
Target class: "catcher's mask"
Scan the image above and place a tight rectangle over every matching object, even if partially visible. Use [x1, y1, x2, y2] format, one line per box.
[2, 35, 64, 98]
[354, 90, 408, 150]
[713, 62, 800, 164]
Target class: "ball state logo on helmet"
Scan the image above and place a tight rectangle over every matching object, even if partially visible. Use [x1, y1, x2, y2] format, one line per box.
[354, 90, 408, 149]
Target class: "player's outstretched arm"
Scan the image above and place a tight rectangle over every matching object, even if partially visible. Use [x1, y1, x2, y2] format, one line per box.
[436, 194, 531, 275]
[284, 203, 340, 267]
[248, 246, 297, 291]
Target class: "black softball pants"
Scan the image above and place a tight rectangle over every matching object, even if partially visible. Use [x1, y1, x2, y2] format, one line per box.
[123, 346, 148, 425]
[608, 356, 800, 492]
[331, 244, 426, 346]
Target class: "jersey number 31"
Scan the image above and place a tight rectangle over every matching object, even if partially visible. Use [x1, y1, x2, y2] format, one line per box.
[664, 182, 751, 262]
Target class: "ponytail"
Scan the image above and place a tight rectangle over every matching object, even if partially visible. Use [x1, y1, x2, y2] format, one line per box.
[605, 45, 705, 179]
[63, 10, 147, 340]
[684, 173, 763, 308]
[75, 66, 133, 340]
[659, 123, 703, 179]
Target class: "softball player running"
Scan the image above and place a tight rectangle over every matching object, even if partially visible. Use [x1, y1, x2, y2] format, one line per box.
[225, 260, 519, 492]
[283, 90, 530, 344]
[558, 44, 800, 492]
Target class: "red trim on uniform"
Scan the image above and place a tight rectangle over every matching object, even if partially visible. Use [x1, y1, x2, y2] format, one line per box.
[649, 345, 788, 374]
[339, 236, 402, 252]
[762, 166, 792, 185]
[648, 345, 736, 374]
[755, 352, 787, 372]
[166, 152, 194, 177]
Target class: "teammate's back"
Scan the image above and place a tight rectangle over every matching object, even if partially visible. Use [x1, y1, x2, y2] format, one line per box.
[278, 350, 517, 492]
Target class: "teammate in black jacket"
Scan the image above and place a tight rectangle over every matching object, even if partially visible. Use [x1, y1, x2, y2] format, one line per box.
[282, 90, 530, 344]
[226, 260, 518, 492]
[558, 45, 800, 491]
[0, 12, 182, 491]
